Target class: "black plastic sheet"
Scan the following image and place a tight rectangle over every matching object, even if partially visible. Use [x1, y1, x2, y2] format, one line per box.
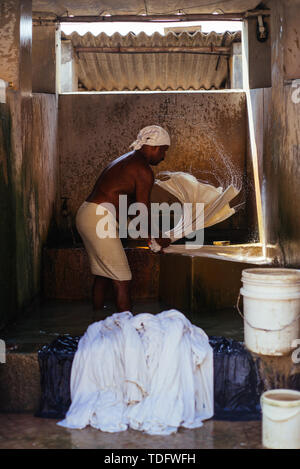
[35, 335, 80, 419]
[210, 336, 263, 421]
[36, 335, 264, 421]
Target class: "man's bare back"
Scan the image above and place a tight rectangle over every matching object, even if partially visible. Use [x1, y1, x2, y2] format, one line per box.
[86, 150, 155, 221]
[86, 145, 169, 227]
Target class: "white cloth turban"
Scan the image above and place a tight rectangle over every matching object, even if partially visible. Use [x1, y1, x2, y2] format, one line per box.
[130, 125, 170, 151]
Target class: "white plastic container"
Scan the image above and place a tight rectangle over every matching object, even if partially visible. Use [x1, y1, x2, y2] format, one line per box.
[239, 268, 300, 356]
[261, 389, 300, 449]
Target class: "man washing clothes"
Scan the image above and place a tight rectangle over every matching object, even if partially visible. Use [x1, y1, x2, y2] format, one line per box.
[76, 125, 171, 313]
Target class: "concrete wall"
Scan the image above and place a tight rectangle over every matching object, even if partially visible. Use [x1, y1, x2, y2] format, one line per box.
[58, 91, 256, 242]
[244, 87, 272, 245]
[0, 1, 19, 87]
[242, 16, 271, 90]
[242, 0, 300, 266]
[273, 83, 300, 266]
[0, 92, 59, 328]
[60, 40, 78, 93]
[32, 25, 61, 94]
[0, 0, 32, 94]
[284, 0, 300, 81]
[262, 0, 300, 266]
[0, 103, 17, 328]
[230, 43, 243, 89]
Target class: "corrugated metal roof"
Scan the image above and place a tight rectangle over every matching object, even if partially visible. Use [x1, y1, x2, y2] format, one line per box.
[62, 30, 241, 91]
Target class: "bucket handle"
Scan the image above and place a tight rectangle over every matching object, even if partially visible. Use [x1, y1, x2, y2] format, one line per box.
[261, 407, 300, 422]
[236, 293, 300, 333]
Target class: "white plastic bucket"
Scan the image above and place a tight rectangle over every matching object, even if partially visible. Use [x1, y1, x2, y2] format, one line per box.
[239, 268, 300, 356]
[261, 389, 300, 449]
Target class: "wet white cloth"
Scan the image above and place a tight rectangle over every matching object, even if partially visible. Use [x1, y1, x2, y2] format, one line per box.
[57, 309, 214, 435]
[130, 125, 171, 151]
[149, 172, 239, 252]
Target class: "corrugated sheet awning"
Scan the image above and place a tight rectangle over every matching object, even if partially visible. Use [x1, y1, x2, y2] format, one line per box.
[62, 30, 241, 91]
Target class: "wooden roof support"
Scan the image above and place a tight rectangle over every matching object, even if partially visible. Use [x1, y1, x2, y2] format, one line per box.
[74, 46, 232, 55]
[33, 10, 270, 24]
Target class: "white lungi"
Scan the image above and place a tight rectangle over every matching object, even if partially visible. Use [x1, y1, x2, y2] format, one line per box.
[76, 202, 132, 281]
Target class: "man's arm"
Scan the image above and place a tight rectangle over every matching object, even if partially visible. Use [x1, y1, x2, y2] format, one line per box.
[134, 166, 154, 241]
[135, 166, 171, 249]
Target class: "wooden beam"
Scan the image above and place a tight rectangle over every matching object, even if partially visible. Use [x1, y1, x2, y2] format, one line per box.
[74, 46, 232, 55]
[58, 14, 244, 23]
[33, 10, 270, 25]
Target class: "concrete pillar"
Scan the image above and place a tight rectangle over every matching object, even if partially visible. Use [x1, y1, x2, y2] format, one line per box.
[230, 42, 243, 89]
[0, 80, 8, 104]
[0, 0, 32, 95]
[283, 0, 300, 81]
[61, 40, 78, 93]
[242, 16, 271, 89]
[32, 24, 61, 94]
[263, 0, 300, 266]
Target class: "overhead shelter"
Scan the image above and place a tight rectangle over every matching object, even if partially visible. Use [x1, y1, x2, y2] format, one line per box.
[62, 30, 241, 91]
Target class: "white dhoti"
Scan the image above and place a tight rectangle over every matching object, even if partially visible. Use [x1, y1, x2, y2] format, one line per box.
[76, 201, 132, 281]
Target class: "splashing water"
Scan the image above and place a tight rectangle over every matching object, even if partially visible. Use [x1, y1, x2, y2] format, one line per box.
[252, 353, 300, 392]
[186, 123, 244, 193]
[187, 132, 245, 217]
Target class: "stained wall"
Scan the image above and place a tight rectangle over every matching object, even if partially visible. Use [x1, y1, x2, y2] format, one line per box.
[263, 0, 300, 266]
[0, 1, 20, 88]
[0, 103, 16, 328]
[244, 87, 272, 246]
[242, 0, 300, 266]
[0, 0, 32, 95]
[58, 91, 255, 242]
[0, 92, 59, 328]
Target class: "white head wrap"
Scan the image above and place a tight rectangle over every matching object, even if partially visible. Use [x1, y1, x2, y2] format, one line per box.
[130, 125, 170, 151]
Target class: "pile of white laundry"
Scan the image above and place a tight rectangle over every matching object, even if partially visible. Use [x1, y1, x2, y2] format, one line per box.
[57, 309, 214, 435]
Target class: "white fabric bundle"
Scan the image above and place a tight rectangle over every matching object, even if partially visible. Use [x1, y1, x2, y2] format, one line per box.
[149, 172, 239, 252]
[130, 125, 171, 151]
[57, 309, 214, 435]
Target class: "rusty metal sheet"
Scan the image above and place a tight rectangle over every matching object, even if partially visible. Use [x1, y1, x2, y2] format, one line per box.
[62, 30, 241, 90]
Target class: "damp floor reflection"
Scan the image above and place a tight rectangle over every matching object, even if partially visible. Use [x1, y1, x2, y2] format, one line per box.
[1, 299, 244, 353]
[0, 300, 263, 449]
[0, 414, 262, 449]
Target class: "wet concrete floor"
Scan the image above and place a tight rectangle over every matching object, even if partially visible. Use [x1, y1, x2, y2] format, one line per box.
[1, 299, 244, 353]
[0, 300, 253, 449]
[0, 414, 262, 449]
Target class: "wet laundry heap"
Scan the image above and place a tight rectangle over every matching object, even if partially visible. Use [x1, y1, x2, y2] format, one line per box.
[57, 309, 214, 435]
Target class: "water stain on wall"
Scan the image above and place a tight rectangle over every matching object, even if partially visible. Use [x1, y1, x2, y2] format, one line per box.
[0, 91, 59, 328]
[58, 92, 254, 242]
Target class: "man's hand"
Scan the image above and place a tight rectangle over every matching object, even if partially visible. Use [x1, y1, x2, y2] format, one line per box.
[147, 237, 171, 253]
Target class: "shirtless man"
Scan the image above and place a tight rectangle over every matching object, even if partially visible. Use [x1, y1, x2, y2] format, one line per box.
[76, 125, 171, 313]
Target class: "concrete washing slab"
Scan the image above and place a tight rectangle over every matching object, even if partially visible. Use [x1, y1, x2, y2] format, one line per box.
[42, 244, 275, 312]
